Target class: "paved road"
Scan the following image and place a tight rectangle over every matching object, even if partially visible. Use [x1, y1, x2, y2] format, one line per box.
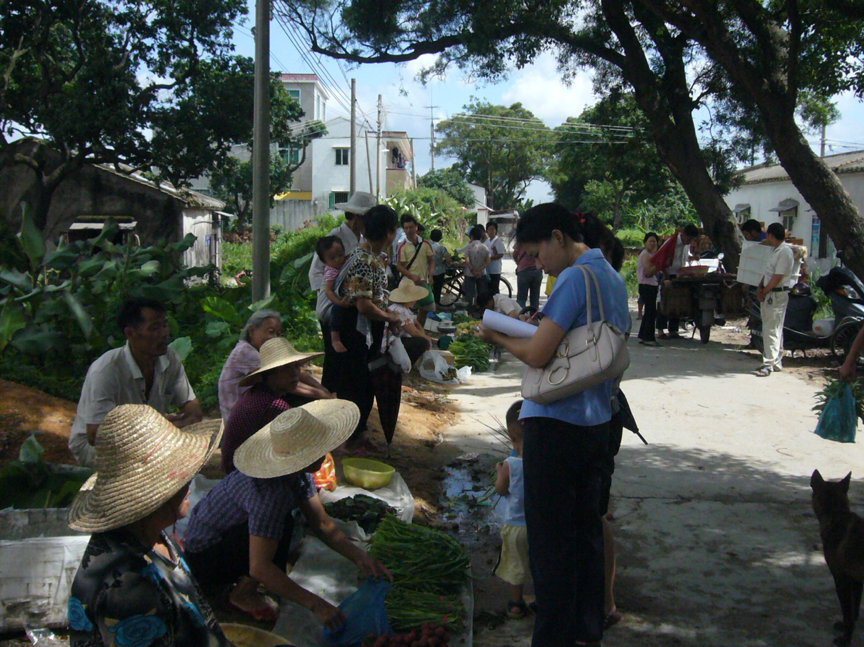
[444, 292, 864, 646]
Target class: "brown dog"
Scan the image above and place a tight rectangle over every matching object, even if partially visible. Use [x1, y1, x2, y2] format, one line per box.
[811, 470, 864, 646]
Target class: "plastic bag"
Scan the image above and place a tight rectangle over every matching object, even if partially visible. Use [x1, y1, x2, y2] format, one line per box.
[418, 351, 459, 384]
[314, 453, 337, 491]
[815, 382, 858, 443]
[388, 337, 413, 373]
[323, 578, 392, 646]
[456, 366, 472, 383]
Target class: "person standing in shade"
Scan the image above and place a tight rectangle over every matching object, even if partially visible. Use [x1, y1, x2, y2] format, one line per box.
[513, 239, 543, 311]
[463, 225, 491, 308]
[309, 192, 376, 392]
[429, 229, 452, 307]
[755, 222, 795, 377]
[485, 222, 507, 295]
[637, 232, 660, 346]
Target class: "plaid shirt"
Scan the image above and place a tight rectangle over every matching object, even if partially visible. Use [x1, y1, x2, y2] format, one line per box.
[220, 383, 292, 474]
[182, 470, 315, 553]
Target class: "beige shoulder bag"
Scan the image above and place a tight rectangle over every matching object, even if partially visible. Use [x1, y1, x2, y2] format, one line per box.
[521, 265, 629, 404]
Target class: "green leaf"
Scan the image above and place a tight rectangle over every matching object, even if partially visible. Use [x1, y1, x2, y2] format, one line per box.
[0, 267, 33, 292]
[44, 248, 80, 271]
[293, 252, 313, 269]
[205, 320, 232, 338]
[10, 327, 66, 355]
[18, 434, 45, 463]
[201, 296, 243, 325]
[16, 204, 45, 271]
[91, 219, 120, 251]
[62, 291, 94, 340]
[0, 300, 27, 352]
[168, 336, 193, 361]
[248, 295, 277, 312]
[139, 260, 161, 277]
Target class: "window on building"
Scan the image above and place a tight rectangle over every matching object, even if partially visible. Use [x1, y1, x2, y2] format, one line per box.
[335, 148, 350, 166]
[329, 191, 350, 209]
[288, 89, 300, 103]
[316, 95, 321, 120]
[733, 204, 750, 224]
[781, 207, 797, 234]
[283, 147, 300, 165]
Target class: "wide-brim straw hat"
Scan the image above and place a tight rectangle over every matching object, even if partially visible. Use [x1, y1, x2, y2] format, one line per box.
[388, 277, 429, 303]
[335, 191, 377, 215]
[68, 405, 223, 533]
[238, 337, 323, 388]
[234, 399, 360, 478]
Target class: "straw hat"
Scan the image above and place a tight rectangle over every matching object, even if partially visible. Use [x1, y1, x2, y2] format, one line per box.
[238, 337, 323, 388]
[68, 405, 223, 533]
[234, 399, 359, 478]
[388, 277, 429, 303]
[335, 191, 377, 215]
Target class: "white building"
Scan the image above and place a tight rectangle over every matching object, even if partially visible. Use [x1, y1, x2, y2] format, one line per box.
[272, 74, 414, 230]
[724, 151, 864, 274]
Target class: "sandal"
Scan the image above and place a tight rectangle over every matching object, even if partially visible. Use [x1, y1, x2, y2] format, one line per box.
[755, 366, 772, 377]
[604, 609, 623, 630]
[506, 600, 528, 619]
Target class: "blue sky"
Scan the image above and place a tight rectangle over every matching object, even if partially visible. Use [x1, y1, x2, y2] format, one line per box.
[232, 8, 864, 206]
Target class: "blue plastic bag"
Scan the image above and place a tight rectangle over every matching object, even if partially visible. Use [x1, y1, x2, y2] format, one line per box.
[815, 382, 858, 443]
[323, 578, 392, 647]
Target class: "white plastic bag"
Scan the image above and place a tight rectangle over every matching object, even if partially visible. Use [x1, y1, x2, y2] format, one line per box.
[456, 365, 472, 383]
[388, 337, 412, 373]
[418, 350, 459, 384]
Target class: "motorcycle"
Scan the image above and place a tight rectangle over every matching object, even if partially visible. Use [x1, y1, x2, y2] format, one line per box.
[747, 252, 864, 361]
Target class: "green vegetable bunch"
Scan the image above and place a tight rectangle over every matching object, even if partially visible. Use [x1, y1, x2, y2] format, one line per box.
[813, 377, 864, 422]
[323, 494, 396, 534]
[451, 312, 476, 325]
[369, 515, 469, 631]
[447, 334, 491, 372]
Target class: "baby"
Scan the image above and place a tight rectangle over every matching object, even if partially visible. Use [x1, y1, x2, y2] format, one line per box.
[494, 400, 531, 619]
[315, 236, 350, 353]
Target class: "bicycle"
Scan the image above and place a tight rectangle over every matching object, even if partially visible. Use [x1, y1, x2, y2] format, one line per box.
[439, 265, 513, 307]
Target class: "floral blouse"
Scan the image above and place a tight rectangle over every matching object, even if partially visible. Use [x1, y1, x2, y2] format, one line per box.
[69, 529, 231, 647]
[337, 247, 389, 310]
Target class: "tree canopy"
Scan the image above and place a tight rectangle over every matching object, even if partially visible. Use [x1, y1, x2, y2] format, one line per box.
[0, 0, 247, 237]
[434, 100, 550, 210]
[417, 166, 476, 207]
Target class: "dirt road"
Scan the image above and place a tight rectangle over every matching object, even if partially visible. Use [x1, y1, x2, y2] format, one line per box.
[445, 314, 864, 646]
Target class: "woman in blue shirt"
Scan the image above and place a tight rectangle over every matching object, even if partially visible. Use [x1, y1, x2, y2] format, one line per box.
[476, 203, 629, 647]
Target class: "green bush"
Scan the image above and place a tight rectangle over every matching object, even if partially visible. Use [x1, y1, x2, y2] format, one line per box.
[620, 257, 639, 298]
[616, 228, 648, 248]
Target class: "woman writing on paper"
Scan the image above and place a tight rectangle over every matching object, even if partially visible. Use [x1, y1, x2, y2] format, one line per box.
[474, 203, 629, 647]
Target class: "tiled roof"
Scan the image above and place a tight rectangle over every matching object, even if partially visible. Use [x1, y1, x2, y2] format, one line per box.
[279, 73, 320, 82]
[736, 150, 864, 185]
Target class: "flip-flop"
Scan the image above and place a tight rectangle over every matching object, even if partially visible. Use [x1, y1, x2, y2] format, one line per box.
[604, 609, 623, 630]
[506, 600, 527, 619]
[228, 599, 278, 623]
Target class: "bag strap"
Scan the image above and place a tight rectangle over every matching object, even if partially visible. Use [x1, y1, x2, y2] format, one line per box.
[404, 238, 424, 271]
[578, 265, 606, 324]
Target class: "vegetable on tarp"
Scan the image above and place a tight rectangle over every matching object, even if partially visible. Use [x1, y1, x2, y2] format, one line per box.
[447, 335, 491, 372]
[323, 494, 397, 533]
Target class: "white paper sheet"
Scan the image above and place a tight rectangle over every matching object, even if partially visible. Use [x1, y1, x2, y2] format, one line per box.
[482, 309, 537, 338]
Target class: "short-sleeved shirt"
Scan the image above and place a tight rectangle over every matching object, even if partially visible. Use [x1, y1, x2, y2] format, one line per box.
[338, 247, 389, 310]
[70, 343, 195, 448]
[520, 248, 630, 427]
[324, 264, 341, 283]
[309, 222, 362, 292]
[637, 249, 659, 286]
[183, 470, 316, 552]
[502, 456, 526, 526]
[763, 242, 795, 286]
[388, 303, 417, 337]
[492, 294, 521, 316]
[398, 237, 434, 280]
[217, 340, 260, 420]
[464, 241, 490, 275]
[667, 235, 691, 275]
[220, 383, 292, 474]
[485, 236, 506, 274]
[69, 529, 229, 647]
[513, 242, 537, 273]
[432, 242, 448, 276]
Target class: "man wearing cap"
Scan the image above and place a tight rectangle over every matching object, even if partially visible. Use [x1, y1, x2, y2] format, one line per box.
[220, 337, 323, 474]
[310, 191, 377, 391]
[68, 404, 227, 647]
[69, 297, 202, 467]
[755, 222, 795, 377]
[183, 401, 391, 626]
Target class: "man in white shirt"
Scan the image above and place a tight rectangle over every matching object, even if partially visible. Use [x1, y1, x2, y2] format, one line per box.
[309, 191, 376, 391]
[755, 222, 795, 376]
[396, 213, 436, 326]
[658, 223, 700, 339]
[485, 222, 506, 295]
[69, 298, 202, 466]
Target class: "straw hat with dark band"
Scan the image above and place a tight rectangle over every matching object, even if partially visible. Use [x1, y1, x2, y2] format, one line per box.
[68, 405, 223, 533]
[388, 277, 429, 303]
[238, 337, 323, 388]
[234, 399, 359, 479]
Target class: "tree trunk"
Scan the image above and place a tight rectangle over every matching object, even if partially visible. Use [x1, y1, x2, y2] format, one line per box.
[761, 106, 864, 278]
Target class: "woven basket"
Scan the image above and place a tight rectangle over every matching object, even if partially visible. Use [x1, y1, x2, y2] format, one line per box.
[721, 283, 747, 317]
[661, 284, 694, 319]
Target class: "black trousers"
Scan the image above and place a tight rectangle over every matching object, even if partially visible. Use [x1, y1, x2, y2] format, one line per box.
[638, 283, 659, 342]
[488, 273, 501, 296]
[523, 417, 608, 646]
[185, 516, 294, 589]
[432, 273, 446, 306]
[319, 319, 339, 393]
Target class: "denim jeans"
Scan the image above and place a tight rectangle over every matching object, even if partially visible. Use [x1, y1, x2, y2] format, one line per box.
[516, 267, 543, 310]
[523, 416, 608, 645]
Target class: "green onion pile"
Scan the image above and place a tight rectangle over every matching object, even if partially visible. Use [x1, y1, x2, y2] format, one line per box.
[369, 515, 469, 631]
[447, 335, 491, 372]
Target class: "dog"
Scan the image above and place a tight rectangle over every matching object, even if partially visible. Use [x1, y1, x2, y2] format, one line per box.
[811, 470, 864, 646]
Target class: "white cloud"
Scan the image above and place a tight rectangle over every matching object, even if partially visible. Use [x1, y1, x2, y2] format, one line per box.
[501, 53, 595, 125]
[403, 54, 447, 83]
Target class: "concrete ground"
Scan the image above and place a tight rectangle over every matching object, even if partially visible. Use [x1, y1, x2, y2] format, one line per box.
[443, 260, 864, 646]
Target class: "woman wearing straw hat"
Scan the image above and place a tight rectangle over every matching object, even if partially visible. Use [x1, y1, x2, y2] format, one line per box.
[218, 310, 332, 421]
[67, 404, 227, 647]
[183, 400, 391, 627]
[387, 276, 435, 366]
[220, 337, 324, 474]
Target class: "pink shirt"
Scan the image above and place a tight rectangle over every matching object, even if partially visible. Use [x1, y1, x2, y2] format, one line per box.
[513, 242, 537, 273]
[218, 340, 260, 420]
[324, 265, 340, 282]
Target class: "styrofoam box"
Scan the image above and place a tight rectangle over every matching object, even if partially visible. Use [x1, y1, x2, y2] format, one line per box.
[737, 268, 764, 287]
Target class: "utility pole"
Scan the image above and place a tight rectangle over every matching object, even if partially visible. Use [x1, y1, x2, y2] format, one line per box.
[376, 94, 382, 199]
[251, 0, 270, 301]
[425, 105, 438, 171]
[350, 78, 356, 194]
[820, 122, 827, 158]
